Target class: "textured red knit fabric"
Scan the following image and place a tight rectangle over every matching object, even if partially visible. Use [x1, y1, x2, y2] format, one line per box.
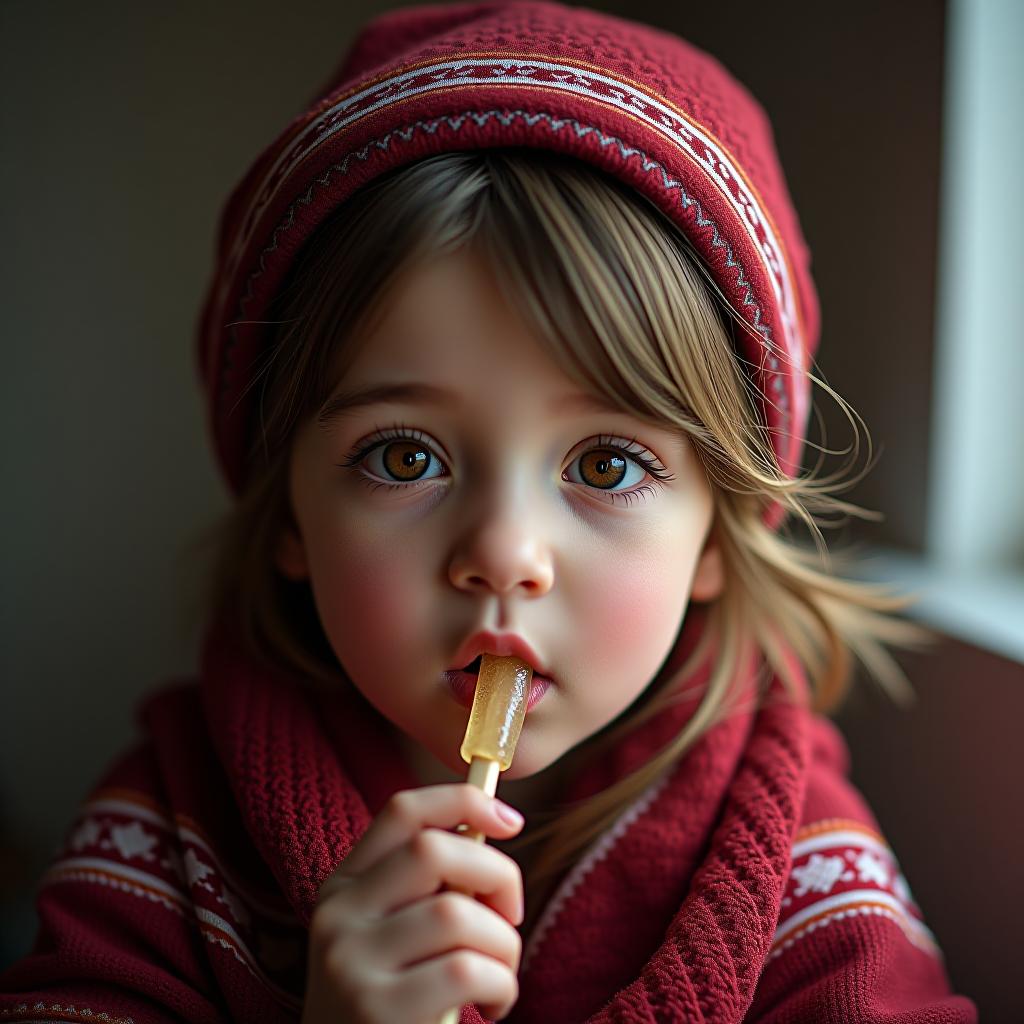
[0, 607, 976, 1021]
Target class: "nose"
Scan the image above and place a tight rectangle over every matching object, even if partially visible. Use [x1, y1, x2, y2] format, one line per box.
[447, 487, 555, 598]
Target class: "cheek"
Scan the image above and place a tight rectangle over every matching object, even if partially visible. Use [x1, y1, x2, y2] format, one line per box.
[567, 524, 702, 712]
[304, 523, 424, 680]
[581, 557, 688, 667]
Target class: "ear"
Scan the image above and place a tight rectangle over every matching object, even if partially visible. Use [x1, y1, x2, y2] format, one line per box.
[275, 524, 310, 581]
[690, 535, 724, 603]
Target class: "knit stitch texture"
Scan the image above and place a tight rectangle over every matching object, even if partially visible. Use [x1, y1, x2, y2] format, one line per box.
[0, 606, 976, 1021]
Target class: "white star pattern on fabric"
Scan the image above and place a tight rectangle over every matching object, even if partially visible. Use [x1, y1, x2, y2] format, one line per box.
[69, 817, 102, 851]
[110, 821, 158, 861]
[772, 822, 942, 964]
[39, 793, 308, 1015]
[855, 849, 890, 887]
[184, 847, 215, 887]
[791, 853, 850, 897]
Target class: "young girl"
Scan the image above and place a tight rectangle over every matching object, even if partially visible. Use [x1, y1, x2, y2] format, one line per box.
[0, 2, 977, 1021]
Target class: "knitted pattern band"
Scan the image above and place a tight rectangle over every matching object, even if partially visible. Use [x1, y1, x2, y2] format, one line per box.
[196, 0, 820, 526]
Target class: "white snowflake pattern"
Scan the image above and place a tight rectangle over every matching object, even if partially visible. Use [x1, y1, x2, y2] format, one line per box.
[110, 821, 158, 861]
[791, 853, 852, 897]
[69, 817, 103, 851]
[854, 849, 890, 887]
[491, 63, 533, 77]
[184, 847, 215, 889]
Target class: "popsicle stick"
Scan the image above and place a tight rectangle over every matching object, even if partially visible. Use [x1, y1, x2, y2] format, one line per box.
[456, 756, 500, 837]
[437, 755, 500, 1024]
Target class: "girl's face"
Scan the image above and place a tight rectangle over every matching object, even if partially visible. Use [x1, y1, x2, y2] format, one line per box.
[277, 247, 723, 780]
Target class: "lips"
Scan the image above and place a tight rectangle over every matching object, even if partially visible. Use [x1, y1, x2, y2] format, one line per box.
[444, 635, 554, 713]
[443, 664, 551, 712]
[453, 654, 552, 685]
[449, 631, 550, 679]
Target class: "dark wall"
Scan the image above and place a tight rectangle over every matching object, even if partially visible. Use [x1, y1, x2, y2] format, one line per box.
[836, 636, 1023, 1022]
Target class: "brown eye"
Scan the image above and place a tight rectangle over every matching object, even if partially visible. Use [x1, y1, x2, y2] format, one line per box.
[578, 449, 627, 489]
[381, 441, 431, 481]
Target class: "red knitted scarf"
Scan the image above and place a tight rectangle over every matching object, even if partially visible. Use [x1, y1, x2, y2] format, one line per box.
[200, 606, 809, 1021]
[1, 605, 975, 1020]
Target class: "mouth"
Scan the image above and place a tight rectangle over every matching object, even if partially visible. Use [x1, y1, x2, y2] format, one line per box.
[450, 631, 549, 674]
[457, 653, 552, 683]
[443, 655, 552, 712]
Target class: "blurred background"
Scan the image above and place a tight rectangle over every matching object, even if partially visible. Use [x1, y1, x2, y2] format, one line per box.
[2, 0, 1021, 1017]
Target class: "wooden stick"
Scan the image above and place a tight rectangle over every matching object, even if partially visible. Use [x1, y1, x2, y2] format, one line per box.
[438, 756, 501, 1024]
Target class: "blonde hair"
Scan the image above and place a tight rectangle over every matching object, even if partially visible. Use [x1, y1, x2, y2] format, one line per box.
[190, 148, 933, 898]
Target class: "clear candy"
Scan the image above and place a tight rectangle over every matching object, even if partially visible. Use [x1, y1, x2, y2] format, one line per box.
[459, 654, 532, 770]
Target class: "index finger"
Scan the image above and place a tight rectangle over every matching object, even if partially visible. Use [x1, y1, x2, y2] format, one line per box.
[321, 784, 522, 894]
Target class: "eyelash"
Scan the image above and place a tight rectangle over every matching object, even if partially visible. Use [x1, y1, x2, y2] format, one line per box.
[337, 422, 675, 506]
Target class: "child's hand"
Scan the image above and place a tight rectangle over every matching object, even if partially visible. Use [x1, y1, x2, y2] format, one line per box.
[300, 784, 526, 1024]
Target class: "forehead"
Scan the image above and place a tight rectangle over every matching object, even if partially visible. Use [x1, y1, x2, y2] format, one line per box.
[337, 248, 574, 395]
[316, 247, 691, 461]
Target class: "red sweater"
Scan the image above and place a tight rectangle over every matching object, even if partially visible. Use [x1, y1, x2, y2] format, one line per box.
[0, 612, 976, 1022]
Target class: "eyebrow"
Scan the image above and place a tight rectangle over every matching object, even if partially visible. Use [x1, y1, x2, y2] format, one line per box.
[316, 381, 624, 427]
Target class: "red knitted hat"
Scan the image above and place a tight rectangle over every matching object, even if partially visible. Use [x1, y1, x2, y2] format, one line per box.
[197, 0, 819, 526]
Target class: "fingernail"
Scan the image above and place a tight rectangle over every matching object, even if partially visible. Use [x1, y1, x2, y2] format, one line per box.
[494, 800, 524, 827]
